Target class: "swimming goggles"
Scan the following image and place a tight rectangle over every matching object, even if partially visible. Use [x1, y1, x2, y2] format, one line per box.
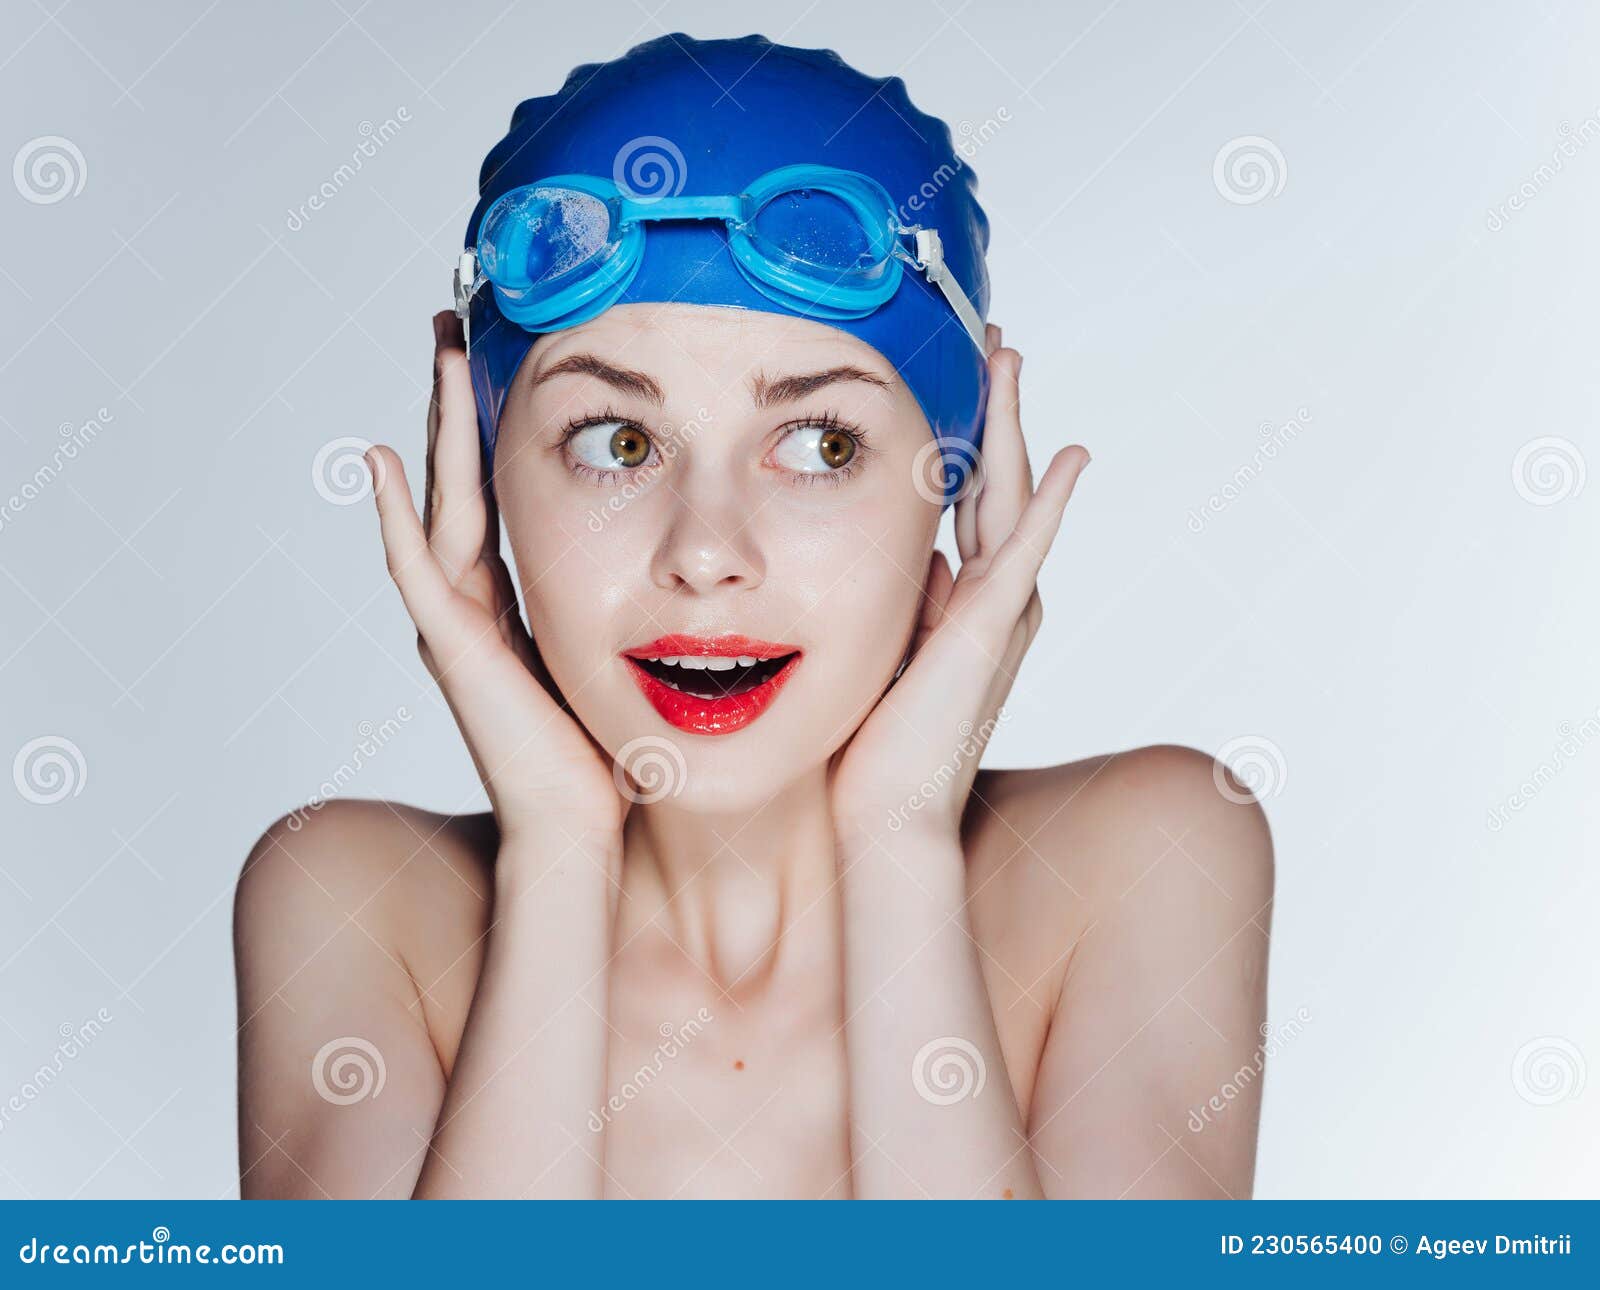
[451, 163, 986, 354]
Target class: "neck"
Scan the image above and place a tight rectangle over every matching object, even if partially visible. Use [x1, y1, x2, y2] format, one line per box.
[619, 765, 840, 994]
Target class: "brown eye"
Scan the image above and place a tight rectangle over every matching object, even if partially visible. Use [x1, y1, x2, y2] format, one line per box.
[609, 425, 651, 467]
[568, 420, 658, 471]
[818, 428, 855, 469]
[773, 423, 861, 475]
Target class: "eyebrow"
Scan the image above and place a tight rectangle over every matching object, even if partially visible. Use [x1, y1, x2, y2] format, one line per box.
[750, 365, 891, 408]
[527, 355, 892, 410]
[528, 353, 665, 405]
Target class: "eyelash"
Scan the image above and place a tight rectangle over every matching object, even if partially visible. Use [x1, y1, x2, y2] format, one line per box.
[554, 407, 655, 488]
[553, 407, 874, 487]
[772, 410, 873, 489]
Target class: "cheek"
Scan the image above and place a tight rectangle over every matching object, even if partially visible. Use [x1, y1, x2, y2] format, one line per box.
[774, 508, 933, 692]
[510, 525, 636, 681]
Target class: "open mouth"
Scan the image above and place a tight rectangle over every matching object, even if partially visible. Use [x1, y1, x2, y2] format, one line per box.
[629, 652, 796, 699]
[621, 635, 803, 736]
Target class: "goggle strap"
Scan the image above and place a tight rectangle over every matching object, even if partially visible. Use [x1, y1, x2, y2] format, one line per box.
[910, 229, 986, 354]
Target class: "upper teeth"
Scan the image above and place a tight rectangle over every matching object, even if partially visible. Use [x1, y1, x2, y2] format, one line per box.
[648, 654, 760, 670]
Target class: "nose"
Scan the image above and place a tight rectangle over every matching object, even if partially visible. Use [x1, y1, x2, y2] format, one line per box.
[648, 493, 766, 594]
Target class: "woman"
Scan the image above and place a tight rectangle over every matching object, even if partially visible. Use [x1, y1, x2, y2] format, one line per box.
[234, 34, 1273, 1200]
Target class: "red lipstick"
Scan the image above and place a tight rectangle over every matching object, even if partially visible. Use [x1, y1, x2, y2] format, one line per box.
[621, 635, 802, 736]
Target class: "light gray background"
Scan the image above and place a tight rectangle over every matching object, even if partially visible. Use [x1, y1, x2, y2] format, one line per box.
[1, 0, 1595, 1198]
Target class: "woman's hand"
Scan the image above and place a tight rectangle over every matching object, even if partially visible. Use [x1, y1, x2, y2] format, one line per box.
[829, 325, 1089, 842]
[366, 311, 626, 845]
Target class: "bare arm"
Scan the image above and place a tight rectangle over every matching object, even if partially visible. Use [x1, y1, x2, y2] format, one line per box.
[1024, 747, 1275, 1198]
[234, 805, 450, 1199]
[410, 824, 618, 1198]
[236, 312, 626, 1198]
[234, 808, 620, 1199]
[838, 823, 1045, 1199]
[831, 332, 1088, 1197]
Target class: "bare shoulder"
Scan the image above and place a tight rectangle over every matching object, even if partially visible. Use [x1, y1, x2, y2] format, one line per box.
[231, 801, 497, 1197]
[237, 798, 494, 942]
[962, 746, 1276, 1130]
[966, 743, 1275, 911]
[234, 799, 496, 1071]
[972, 742, 1273, 877]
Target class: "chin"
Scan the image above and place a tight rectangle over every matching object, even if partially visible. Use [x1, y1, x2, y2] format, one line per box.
[600, 720, 822, 816]
[582, 677, 876, 816]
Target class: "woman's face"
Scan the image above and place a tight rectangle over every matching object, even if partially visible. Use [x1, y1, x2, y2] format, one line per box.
[492, 303, 941, 811]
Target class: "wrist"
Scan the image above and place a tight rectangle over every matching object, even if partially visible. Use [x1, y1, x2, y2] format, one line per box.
[496, 816, 621, 881]
[833, 807, 963, 861]
[838, 803, 960, 851]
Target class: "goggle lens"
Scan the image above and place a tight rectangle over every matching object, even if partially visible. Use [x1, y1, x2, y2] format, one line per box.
[743, 188, 888, 285]
[479, 185, 619, 297]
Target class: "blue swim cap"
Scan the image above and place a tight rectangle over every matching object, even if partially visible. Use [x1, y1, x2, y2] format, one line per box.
[465, 33, 991, 499]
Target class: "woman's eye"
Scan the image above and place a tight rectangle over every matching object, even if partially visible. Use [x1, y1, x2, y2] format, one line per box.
[772, 424, 858, 474]
[567, 421, 656, 470]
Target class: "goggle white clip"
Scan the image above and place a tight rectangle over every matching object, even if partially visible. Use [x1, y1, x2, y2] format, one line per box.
[898, 226, 987, 353]
[453, 249, 481, 352]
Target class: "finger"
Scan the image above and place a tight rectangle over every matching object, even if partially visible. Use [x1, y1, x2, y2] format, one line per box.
[487, 554, 542, 665]
[975, 346, 1034, 557]
[954, 477, 980, 563]
[367, 445, 455, 633]
[909, 549, 955, 659]
[480, 484, 503, 562]
[978, 614, 1032, 716]
[423, 311, 449, 534]
[427, 340, 488, 583]
[1023, 587, 1043, 641]
[981, 445, 1089, 614]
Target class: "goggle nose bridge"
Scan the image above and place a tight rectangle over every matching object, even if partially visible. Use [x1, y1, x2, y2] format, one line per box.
[616, 193, 745, 225]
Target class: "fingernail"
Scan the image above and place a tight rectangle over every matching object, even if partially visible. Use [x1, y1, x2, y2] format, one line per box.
[432, 312, 445, 346]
